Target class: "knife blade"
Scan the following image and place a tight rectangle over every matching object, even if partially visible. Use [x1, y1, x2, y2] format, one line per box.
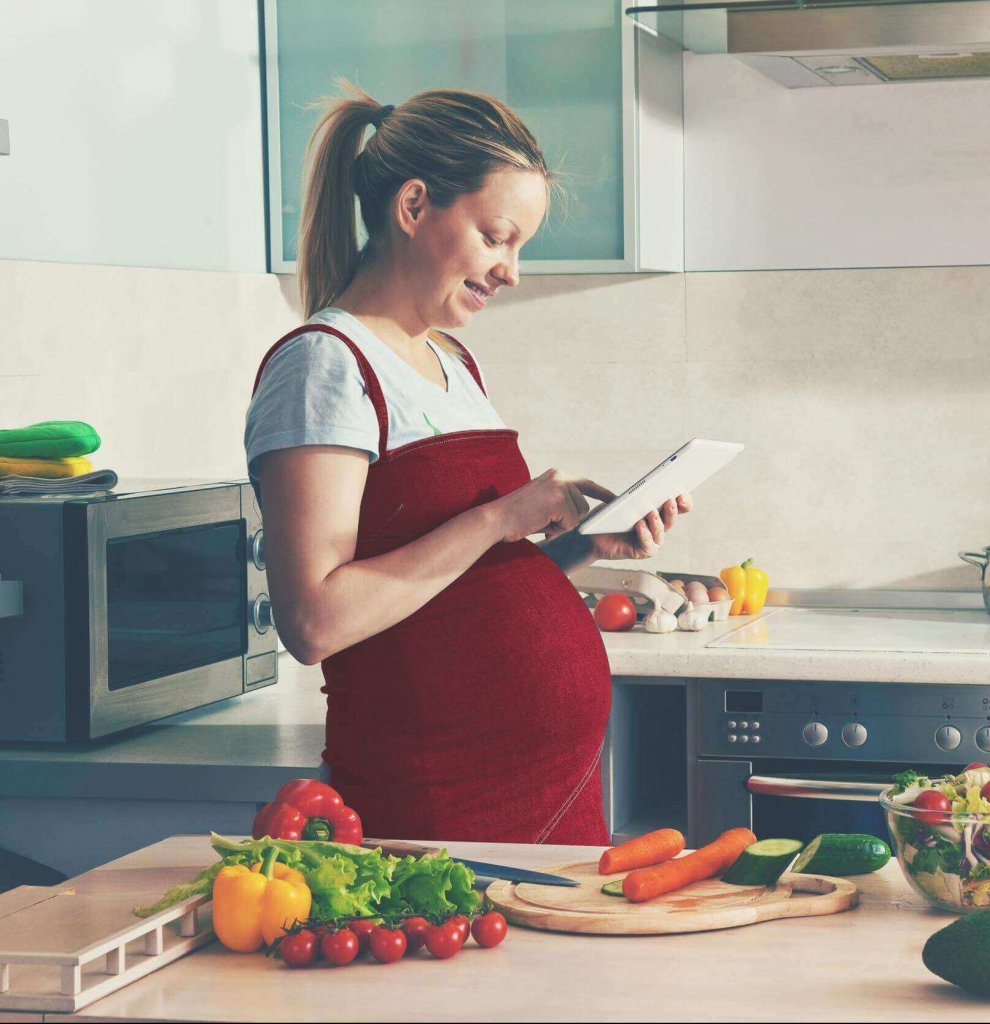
[456, 859, 579, 887]
[362, 838, 579, 887]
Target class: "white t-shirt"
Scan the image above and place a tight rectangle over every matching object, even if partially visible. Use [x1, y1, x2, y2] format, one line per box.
[244, 307, 507, 508]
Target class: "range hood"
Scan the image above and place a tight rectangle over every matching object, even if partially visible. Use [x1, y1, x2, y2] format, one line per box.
[626, 0, 990, 87]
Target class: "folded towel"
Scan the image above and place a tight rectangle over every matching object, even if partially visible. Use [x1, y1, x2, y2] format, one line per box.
[0, 469, 118, 496]
[0, 456, 94, 479]
[0, 420, 101, 459]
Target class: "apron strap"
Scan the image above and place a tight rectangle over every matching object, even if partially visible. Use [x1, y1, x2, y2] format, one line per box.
[434, 331, 488, 397]
[251, 324, 390, 458]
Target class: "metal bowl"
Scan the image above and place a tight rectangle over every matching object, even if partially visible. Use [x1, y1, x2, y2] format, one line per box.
[959, 547, 990, 617]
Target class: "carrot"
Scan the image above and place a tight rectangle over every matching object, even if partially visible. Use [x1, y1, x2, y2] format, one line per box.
[598, 828, 685, 875]
[622, 827, 757, 903]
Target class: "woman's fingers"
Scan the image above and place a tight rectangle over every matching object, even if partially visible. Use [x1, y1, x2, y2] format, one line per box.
[660, 497, 678, 531]
[575, 478, 617, 505]
[676, 492, 693, 513]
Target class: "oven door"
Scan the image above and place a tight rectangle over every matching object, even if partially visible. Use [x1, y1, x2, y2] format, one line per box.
[66, 485, 249, 738]
[693, 757, 949, 847]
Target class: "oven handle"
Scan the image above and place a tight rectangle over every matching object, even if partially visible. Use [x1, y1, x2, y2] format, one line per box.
[747, 775, 887, 802]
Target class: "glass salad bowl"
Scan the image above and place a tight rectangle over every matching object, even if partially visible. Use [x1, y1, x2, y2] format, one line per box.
[881, 773, 990, 914]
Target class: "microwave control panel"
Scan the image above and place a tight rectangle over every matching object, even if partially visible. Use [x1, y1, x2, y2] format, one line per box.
[697, 679, 990, 764]
[241, 482, 278, 690]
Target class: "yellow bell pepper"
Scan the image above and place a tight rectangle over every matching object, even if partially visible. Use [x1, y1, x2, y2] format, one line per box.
[212, 847, 312, 953]
[720, 558, 769, 616]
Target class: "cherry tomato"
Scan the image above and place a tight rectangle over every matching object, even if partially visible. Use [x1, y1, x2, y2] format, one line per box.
[593, 593, 637, 632]
[425, 920, 465, 960]
[914, 789, 953, 825]
[449, 915, 471, 944]
[370, 926, 408, 964]
[401, 916, 431, 952]
[279, 929, 318, 968]
[981, 781, 990, 801]
[471, 912, 508, 948]
[349, 918, 379, 954]
[967, 763, 990, 772]
[320, 928, 359, 967]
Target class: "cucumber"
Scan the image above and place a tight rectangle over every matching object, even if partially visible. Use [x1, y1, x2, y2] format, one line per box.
[720, 838, 804, 886]
[791, 833, 891, 876]
[601, 879, 625, 897]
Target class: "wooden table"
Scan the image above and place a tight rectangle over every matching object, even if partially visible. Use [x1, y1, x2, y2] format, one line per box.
[0, 835, 982, 1022]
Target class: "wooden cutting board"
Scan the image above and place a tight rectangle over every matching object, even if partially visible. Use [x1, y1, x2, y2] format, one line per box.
[486, 860, 858, 935]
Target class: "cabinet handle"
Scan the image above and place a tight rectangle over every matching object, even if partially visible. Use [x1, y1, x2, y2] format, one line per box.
[747, 775, 886, 802]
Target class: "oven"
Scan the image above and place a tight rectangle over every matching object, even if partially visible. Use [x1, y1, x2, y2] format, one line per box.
[689, 678, 990, 846]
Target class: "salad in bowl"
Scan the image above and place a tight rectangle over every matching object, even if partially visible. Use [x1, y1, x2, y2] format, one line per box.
[881, 765, 990, 913]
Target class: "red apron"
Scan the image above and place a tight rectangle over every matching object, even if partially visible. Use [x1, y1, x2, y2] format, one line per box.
[252, 325, 612, 845]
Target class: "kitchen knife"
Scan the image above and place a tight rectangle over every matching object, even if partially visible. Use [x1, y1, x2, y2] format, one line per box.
[363, 838, 580, 887]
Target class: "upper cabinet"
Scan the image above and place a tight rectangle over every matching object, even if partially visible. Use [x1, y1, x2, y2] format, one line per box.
[0, 1, 266, 273]
[266, 0, 683, 273]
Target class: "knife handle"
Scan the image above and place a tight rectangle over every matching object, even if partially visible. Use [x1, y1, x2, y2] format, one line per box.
[361, 838, 441, 859]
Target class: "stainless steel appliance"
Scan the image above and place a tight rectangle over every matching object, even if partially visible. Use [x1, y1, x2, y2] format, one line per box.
[690, 598, 990, 846]
[627, 1, 990, 87]
[0, 480, 276, 742]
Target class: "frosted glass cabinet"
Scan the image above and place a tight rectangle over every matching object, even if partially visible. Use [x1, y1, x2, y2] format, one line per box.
[265, 0, 683, 273]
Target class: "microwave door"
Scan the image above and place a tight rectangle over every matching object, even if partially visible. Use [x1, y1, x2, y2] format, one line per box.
[72, 487, 248, 739]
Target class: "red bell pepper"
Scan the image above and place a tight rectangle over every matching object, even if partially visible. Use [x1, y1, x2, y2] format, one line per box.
[252, 779, 363, 846]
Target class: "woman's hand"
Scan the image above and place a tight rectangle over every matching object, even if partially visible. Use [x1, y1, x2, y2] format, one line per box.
[588, 493, 693, 561]
[493, 468, 616, 544]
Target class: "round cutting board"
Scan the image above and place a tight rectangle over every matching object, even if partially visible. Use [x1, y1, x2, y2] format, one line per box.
[486, 861, 858, 935]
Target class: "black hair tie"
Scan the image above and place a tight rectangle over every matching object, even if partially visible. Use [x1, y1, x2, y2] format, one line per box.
[371, 104, 395, 129]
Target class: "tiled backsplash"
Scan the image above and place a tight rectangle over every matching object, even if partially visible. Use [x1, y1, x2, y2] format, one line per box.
[3, 258, 987, 588]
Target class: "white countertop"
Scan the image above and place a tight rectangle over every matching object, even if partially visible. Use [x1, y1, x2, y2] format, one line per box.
[7, 834, 975, 1023]
[602, 609, 990, 684]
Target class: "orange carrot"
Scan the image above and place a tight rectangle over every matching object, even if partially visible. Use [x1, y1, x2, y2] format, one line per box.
[622, 827, 757, 903]
[598, 828, 685, 875]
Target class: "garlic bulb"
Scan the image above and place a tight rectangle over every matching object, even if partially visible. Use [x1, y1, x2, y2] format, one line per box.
[677, 601, 710, 632]
[643, 608, 678, 634]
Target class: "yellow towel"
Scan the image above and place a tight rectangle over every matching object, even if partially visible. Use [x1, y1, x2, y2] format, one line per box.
[0, 456, 94, 479]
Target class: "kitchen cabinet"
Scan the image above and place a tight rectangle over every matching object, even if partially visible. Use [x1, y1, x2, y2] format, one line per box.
[266, 0, 683, 273]
[0, 1, 266, 273]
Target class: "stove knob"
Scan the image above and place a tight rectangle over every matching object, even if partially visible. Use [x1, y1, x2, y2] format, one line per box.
[936, 725, 962, 751]
[802, 722, 828, 747]
[977, 727, 990, 753]
[842, 722, 868, 748]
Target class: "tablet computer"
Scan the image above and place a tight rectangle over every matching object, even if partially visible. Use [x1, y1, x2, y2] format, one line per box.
[576, 438, 744, 536]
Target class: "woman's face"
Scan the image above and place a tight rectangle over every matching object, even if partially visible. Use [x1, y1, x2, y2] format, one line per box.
[397, 168, 548, 329]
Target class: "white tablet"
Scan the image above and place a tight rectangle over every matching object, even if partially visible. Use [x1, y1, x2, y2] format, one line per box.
[576, 438, 744, 536]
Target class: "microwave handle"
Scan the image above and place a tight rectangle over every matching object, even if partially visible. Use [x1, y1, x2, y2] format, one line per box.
[747, 775, 887, 802]
[0, 578, 23, 619]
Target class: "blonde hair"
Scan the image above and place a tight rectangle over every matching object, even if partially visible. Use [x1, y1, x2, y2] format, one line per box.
[296, 79, 567, 359]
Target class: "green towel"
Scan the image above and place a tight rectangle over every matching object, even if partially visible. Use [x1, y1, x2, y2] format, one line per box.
[0, 420, 102, 459]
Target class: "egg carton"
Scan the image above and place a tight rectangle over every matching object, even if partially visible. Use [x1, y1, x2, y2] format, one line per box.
[659, 571, 733, 623]
[571, 566, 732, 626]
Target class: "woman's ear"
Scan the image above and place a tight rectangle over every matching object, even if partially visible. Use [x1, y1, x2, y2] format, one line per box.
[395, 179, 429, 239]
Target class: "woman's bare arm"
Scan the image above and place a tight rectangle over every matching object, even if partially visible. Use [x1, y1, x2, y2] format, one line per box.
[257, 445, 505, 664]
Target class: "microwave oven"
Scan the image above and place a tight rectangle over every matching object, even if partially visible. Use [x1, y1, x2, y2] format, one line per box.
[0, 480, 277, 742]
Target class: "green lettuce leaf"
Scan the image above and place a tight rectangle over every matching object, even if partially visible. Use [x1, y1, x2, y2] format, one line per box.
[379, 850, 480, 918]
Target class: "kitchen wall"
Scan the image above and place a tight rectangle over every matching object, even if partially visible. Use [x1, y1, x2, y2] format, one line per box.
[4, 256, 987, 590]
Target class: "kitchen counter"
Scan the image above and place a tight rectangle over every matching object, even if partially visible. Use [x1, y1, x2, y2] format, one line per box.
[605, 617, 990, 685]
[2, 599, 984, 804]
[2, 834, 982, 1023]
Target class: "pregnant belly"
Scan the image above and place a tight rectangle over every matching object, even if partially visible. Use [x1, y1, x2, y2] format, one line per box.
[321, 543, 612, 836]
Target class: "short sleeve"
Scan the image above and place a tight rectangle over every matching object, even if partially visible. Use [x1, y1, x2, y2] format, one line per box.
[244, 331, 381, 489]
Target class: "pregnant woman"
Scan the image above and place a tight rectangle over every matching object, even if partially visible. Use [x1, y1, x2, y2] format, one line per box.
[245, 82, 691, 845]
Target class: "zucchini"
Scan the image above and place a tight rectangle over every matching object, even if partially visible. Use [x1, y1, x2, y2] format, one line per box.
[720, 838, 804, 886]
[601, 879, 625, 897]
[791, 833, 891, 876]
